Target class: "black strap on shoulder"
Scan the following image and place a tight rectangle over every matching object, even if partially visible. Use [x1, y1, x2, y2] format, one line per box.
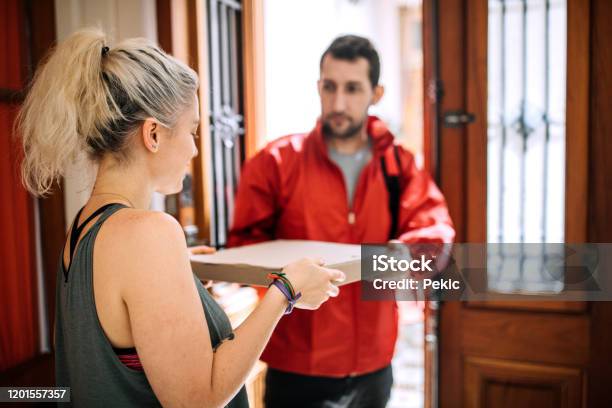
[64, 203, 121, 281]
[380, 145, 402, 240]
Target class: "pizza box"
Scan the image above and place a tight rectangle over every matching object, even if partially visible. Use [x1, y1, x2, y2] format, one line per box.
[190, 239, 361, 287]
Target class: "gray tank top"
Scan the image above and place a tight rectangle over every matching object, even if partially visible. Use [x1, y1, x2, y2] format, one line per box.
[55, 203, 249, 407]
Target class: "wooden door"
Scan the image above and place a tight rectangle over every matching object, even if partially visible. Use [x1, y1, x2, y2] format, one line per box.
[428, 0, 612, 407]
[0, 0, 67, 387]
[0, 0, 39, 372]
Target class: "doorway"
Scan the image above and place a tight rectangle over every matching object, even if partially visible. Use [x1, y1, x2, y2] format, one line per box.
[262, 1, 427, 407]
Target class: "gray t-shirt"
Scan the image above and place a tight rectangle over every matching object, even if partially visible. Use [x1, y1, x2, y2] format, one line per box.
[328, 142, 372, 208]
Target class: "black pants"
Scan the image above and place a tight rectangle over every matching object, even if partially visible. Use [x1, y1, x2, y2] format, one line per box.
[264, 365, 393, 408]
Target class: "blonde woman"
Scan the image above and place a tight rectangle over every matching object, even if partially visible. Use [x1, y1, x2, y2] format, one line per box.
[16, 29, 345, 407]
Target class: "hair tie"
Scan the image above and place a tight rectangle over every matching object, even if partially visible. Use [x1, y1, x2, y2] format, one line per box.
[101, 46, 109, 56]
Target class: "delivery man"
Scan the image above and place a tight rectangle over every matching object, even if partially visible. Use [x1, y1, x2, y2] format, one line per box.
[228, 35, 455, 408]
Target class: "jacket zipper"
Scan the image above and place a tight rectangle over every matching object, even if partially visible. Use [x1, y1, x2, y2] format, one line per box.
[324, 156, 373, 375]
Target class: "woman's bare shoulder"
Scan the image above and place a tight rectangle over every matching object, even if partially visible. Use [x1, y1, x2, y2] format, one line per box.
[105, 209, 184, 242]
[98, 209, 189, 277]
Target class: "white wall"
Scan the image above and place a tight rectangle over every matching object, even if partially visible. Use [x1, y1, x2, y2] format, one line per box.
[54, 0, 164, 229]
[263, 0, 407, 140]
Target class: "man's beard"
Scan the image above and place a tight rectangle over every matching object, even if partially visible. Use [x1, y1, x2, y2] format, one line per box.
[322, 114, 366, 140]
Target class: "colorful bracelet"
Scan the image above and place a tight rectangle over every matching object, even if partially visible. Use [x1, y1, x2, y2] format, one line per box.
[267, 272, 297, 298]
[268, 275, 301, 315]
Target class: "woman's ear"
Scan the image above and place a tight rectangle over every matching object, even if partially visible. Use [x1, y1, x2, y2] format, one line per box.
[141, 118, 159, 153]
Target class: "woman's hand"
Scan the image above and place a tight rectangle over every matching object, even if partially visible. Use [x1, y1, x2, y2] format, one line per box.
[281, 258, 345, 310]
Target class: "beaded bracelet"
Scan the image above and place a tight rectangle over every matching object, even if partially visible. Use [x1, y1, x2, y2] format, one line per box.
[268, 273, 301, 315]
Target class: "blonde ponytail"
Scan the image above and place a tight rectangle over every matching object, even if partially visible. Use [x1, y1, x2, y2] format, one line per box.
[16, 28, 198, 196]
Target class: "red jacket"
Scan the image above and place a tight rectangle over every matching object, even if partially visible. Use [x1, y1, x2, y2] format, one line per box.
[228, 116, 454, 377]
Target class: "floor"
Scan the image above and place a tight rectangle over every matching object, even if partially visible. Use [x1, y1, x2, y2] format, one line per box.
[389, 302, 425, 408]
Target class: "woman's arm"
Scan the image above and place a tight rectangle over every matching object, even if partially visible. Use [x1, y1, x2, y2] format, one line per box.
[115, 211, 339, 407]
[206, 256, 342, 407]
[207, 286, 287, 406]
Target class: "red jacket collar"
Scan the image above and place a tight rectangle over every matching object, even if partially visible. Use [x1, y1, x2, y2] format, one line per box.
[310, 115, 396, 158]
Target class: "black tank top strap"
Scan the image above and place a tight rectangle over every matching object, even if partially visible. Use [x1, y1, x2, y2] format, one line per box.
[64, 202, 126, 281]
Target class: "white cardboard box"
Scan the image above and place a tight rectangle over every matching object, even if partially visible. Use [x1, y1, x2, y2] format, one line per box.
[190, 240, 361, 287]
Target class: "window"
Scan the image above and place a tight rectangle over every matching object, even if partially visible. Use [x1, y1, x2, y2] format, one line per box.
[486, 0, 567, 293]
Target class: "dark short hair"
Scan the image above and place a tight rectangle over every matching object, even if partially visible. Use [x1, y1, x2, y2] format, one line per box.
[320, 35, 381, 87]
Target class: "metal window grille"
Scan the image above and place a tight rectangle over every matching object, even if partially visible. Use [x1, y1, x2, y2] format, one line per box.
[207, 0, 245, 248]
[487, 0, 567, 292]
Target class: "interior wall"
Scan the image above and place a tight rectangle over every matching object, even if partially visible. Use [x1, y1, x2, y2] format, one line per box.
[262, 0, 405, 140]
[54, 0, 162, 228]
